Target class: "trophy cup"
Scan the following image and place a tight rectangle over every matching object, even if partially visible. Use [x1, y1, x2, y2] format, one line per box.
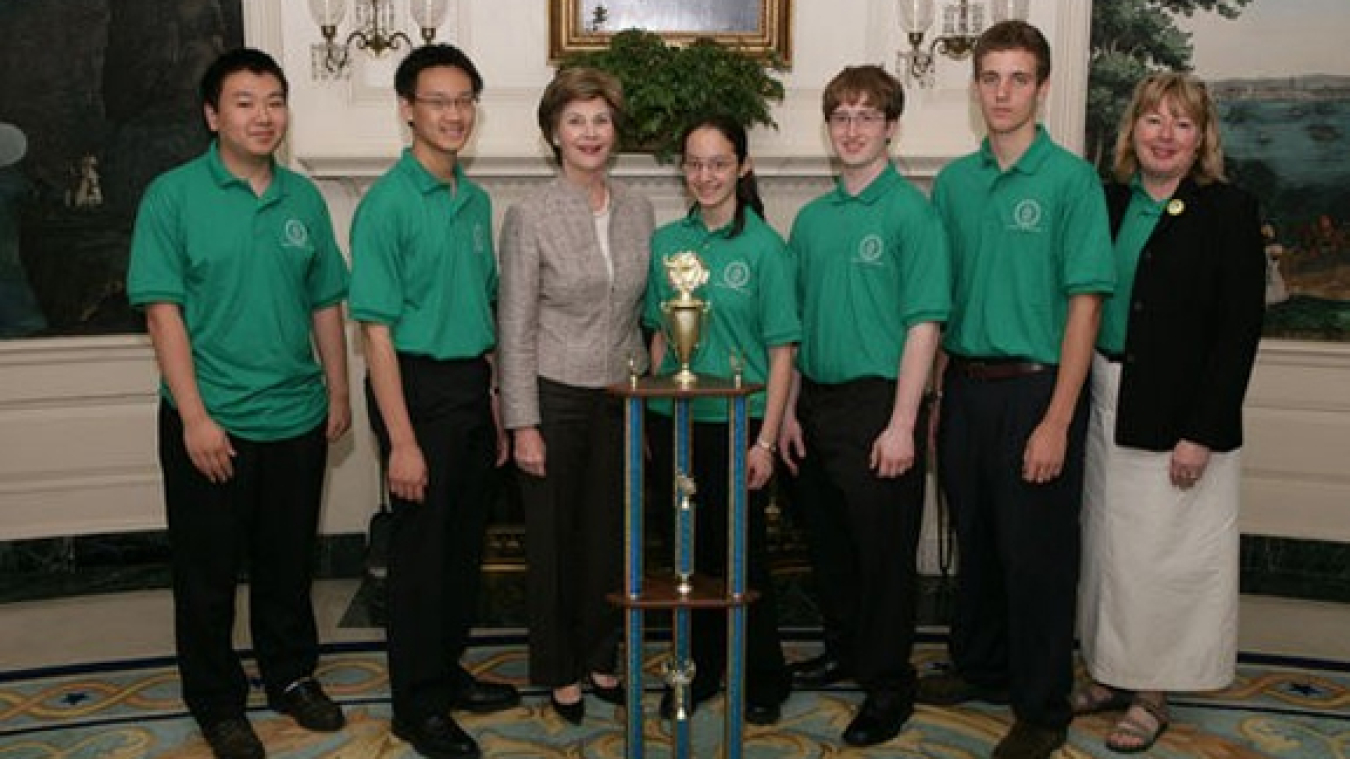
[661, 658, 699, 722]
[660, 250, 710, 388]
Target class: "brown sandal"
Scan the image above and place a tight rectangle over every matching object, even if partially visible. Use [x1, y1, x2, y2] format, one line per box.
[1071, 682, 1133, 715]
[1105, 697, 1170, 754]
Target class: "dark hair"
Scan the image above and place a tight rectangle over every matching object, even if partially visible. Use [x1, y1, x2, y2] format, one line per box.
[680, 114, 764, 238]
[822, 65, 904, 121]
[200, 48, 288, 111]
[538, 68, 625, 163]
[395, 44, 484, 101]
[973, 20, 1051, 84]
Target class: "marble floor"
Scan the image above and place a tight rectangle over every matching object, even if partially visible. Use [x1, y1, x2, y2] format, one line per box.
[3, 580, 1349, 674]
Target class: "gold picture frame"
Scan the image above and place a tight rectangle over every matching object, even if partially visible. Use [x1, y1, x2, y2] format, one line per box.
[549, 0, 793, 64]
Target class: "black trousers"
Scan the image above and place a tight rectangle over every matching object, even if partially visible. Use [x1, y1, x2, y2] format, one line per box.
[519, 378, 624, 686]
[367, 354, 496, 722]
[937, 367, 1088, 729]
[159, 403, 327, 724]
[792, 377, 926, 696]
[649, 414, 791, 706]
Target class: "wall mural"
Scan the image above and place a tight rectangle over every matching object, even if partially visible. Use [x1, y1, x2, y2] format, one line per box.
[1088, 0, 1350, 341]
[4, 2, 1346, 340]
[0, 0, 244, 339]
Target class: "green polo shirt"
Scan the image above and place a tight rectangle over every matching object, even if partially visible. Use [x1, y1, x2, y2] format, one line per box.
[788, 163, 951, 384]
[644, 209, 801, 422]
[934, 126, 1115, 363]
[1099, 176, 1165, 353]
[349, 149, 497, 359]
[127, 142, 349, 441]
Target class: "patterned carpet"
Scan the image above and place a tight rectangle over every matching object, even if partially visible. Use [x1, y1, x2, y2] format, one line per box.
[3, 639, 1348, 758]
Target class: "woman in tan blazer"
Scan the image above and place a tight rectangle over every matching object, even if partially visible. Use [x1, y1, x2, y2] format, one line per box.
[496, 67, 653, 724]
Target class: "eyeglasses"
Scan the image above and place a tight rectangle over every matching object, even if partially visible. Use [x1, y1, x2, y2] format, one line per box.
[681, 157, 738, 175]
[412, 94, 478, 113]
[827, 110, 888, 129]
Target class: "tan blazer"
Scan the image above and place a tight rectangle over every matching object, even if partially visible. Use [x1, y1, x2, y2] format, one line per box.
[497, 176, 654, 429]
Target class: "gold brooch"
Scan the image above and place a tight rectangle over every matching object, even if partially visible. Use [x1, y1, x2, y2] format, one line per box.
[1167, 199, 1186, 216]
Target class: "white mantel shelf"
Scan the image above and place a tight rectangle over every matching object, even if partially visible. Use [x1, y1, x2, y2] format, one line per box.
[291, 152, 949, 180]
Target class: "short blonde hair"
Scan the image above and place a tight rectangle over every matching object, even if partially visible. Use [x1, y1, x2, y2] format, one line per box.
[537, 67, 625, 162]
[1112, 71, 1226, 185]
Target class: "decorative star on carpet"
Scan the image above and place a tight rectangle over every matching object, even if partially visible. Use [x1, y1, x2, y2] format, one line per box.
[1283, 681, 1326, 697]
[61, 690, 90, 705]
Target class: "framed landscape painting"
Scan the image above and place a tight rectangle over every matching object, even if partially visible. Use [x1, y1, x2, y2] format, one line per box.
[1088, 0, 1350, 340]
[549, 0, 792, 64]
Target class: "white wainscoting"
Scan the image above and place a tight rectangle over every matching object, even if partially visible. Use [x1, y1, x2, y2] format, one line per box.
[0, 158, 838, 541]
[3, 159, 1348, 557]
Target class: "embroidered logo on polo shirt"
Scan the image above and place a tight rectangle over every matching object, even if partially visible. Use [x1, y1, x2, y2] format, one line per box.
[721, 260, 751, 291]
[854, 234, 885, 266]
[1011, 199, 1044, 232]
[282, 219, 310, 248]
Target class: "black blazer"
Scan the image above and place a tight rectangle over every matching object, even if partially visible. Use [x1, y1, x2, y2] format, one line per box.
[1106, 178, 1266, 453]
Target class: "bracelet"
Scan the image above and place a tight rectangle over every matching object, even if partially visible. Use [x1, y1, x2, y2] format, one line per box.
[924, 389, 943, 402]
[754, 438, 777, 454]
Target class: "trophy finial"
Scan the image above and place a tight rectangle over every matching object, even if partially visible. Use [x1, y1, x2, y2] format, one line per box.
[660, 251, 711, 388]
[664, 250, 710, 296]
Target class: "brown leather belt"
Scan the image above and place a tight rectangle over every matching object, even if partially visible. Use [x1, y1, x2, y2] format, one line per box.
[948, 356, 1054, 381]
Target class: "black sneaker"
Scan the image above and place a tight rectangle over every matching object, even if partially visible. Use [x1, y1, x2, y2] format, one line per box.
[201, 717, 265, 759]
[271, 677, 345, 732]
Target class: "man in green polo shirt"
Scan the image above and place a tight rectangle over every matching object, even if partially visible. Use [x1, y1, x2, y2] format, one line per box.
[778, 64, 951, 748]
[918, 21, 1115, 759]
[348, 44, 517, 759]
[127, 48, 350, 759]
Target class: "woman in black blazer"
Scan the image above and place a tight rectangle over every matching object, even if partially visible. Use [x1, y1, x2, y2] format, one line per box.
[1073, 72, 1266, 753]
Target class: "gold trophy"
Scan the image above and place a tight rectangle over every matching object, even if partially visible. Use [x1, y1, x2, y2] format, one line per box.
[673, 472, 698, 597]
[660, 250, 710, 387]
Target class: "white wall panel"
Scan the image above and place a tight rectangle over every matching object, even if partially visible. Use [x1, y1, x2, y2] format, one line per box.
[3, 2, 1346, 548]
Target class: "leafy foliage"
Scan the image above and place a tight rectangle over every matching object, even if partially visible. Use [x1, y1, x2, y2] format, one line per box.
[559, 29, 786, 161]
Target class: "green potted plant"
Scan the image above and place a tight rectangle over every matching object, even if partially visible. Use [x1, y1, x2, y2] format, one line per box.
[559, 29, 787, 161]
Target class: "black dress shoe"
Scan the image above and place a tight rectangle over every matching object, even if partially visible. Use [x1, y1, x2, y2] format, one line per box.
[549, 691, 585, 725]
[842, 692, 914, 748]
[790, 654, 853, 688]
[270, 677, 345, 732]
[201, 717, 265, 759]
[391, 713, 481, 759]
[585, 672, 626, 706]
[745, 700, 782, 726]
[993, 721, 1067, 759]
[450, 679, 521, 714]
[915, 672, 1010, 706]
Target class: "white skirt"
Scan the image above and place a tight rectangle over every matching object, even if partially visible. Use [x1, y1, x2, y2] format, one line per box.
[1077, 353, 1240, 692]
